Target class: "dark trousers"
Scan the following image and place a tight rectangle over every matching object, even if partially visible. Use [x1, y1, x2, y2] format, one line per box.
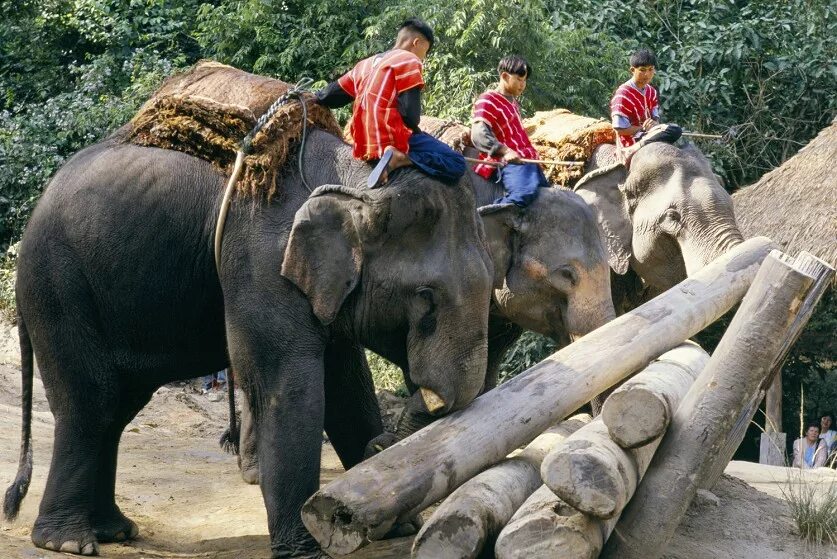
[406, 132, 466, 181]
[494, 163, 549, 207]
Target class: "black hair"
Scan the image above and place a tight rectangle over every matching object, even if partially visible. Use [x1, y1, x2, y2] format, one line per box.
[806, 421, 821, 432]
[398, 18, 434, 51]
[821, 412, 835, 423]
[630, 48, 657, 68]
[498, 55, 532, 78]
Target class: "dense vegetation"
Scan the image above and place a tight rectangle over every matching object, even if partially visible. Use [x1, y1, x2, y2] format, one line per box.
[1, 0, 834, 438]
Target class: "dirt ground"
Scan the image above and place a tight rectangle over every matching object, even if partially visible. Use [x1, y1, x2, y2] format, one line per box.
[0, 318, 835, 559]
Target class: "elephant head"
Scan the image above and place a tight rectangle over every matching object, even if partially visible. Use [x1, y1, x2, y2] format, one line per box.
[575, 142, 743, 296]
[479, 188, 615, 346]
[281, 173, 494, 417]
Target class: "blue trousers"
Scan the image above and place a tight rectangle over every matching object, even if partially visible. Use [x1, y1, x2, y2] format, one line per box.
[494, 163, 549, 207]
[407, 132, 466, 181]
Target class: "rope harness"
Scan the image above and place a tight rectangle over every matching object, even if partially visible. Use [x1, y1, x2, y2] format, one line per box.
[213, 77, 315, 275]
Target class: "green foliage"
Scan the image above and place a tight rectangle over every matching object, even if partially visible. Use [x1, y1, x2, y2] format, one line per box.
[497, 331, 557, 384]
[548, 0, 837, 186]
[0, 243, 17, 321]
[366, 350, 408, 396]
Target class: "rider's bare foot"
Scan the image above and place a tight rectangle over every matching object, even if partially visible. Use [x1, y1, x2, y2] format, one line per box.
[369, 146, 411, 188]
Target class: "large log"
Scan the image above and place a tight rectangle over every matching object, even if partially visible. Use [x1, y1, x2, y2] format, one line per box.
[602, 341, 708, 448]
[541, 343, 709, 518]
[301, 237, 775, 555]
[411, 414, 592, 559]
[494, 485, 599, 559]
[603, 250, 833, 559]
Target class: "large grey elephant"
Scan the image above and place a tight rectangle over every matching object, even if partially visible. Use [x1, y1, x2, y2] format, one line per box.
[4, 125, 494, 558]
[575, 142, 743, 311]
[235, 140, 617, 482]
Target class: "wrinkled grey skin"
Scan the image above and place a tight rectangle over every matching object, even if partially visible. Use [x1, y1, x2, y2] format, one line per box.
[236, 150, 616, 482]
[575, 142, 743, 312]
[10, 127, 492, 558]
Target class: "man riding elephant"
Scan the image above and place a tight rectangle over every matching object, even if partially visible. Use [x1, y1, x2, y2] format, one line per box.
[3, 64, 494, 559]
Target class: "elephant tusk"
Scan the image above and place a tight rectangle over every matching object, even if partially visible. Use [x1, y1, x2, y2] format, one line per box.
[420, 388, 446, 414]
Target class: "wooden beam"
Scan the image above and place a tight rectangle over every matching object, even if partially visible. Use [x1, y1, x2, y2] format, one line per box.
[412, 415, 591, 559]
[602, 250, 833, 559]
[301, 237, 775, 555]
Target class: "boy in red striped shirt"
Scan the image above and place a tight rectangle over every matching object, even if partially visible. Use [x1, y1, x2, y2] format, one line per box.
[610, 48, 681, 162]
[316, 18, 465, 188]
[470, 55, 548, 207]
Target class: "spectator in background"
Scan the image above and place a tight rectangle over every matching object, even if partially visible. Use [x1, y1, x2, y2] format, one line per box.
[818, 412, 835, 449]
[792, 421, 828, 469]
[202, 368, 227, 401]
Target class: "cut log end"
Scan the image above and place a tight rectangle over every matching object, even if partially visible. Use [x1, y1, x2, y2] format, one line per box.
[412, 512, 483, 559]
[602, 389, 668, 448]
[541, 442, 625, 519]
[301, 494, 378, 555]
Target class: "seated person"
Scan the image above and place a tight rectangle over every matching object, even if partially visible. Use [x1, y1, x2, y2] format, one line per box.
[792, 421, 829, 469]
[470, 55, 547, 207]
[610, 48, 682, 163]
[315, 18, 465, 188]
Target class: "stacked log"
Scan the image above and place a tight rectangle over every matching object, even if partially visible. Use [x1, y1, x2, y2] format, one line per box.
[603, 250, 834, 559]
[300, 237, 774, 555]
[412, 415, 592, 559]
[496, 342, 708, 557]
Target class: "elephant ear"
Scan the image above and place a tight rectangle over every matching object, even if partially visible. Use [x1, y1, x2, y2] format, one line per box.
[574, 164, 632, 275]
[478, 203, 522, 289]
[281, 185, 367, 325]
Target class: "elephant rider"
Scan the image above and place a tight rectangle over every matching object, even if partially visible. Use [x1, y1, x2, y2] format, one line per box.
[470, 55, 548, 207]
[315, 17, 466, 188]
[610, 48, 682, 164]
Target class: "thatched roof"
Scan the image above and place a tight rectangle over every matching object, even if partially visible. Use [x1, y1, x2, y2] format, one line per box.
[732, 118, 837, 266]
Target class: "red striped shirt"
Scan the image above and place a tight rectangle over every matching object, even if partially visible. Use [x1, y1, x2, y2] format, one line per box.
[610, 81, 659, 147]
[338, 49, 424, 160]
[471, 91, 539, 179]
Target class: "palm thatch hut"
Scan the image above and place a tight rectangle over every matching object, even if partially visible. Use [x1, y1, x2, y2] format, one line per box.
[731, 118, 836, 453]
[732, 118, 837, 266]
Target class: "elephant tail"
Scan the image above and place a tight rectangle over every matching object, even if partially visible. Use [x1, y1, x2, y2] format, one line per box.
[4, 313, 34, 520]
[218, 368, 239, 455]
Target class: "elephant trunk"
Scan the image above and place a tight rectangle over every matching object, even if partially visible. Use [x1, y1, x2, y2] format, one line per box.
[679, 221, 744, 276]
[563, 264, 616, 341]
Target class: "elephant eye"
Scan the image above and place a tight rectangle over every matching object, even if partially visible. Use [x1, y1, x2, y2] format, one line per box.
[558, 266, 578, 288]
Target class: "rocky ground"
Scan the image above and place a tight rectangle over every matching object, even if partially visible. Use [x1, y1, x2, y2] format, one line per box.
[0, 318, 834, 558]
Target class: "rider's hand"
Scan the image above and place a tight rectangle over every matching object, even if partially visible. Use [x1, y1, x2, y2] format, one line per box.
[501, 148, 523, 164]
[642, 118, 659, 131]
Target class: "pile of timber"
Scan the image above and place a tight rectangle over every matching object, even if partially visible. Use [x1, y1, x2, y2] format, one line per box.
[301, 237, 834, 558]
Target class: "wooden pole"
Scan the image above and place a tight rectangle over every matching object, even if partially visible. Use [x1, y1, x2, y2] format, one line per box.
[703, 251, 834, 485]
[765, 371, 782, 434]
[602, 250, 833, 559]
[541, 343, 709, 519]
[494, 485, 599, 559]
[412, 414, 591, 559]
[463, 156, 583, 167]
[601, 341, 709, 448]
[301, 237, 774, 555]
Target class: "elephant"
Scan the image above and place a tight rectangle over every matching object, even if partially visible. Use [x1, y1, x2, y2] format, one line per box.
[4, 124, 494, 558]
[234, 140, 617, 483]
[574, 142, 743, 312]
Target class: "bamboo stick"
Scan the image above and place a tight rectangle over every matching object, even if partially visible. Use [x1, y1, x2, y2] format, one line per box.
[463, 156, 583, 167]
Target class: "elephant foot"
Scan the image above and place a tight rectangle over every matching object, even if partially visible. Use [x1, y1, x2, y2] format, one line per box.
[32, 514, 99, 555]
[91, 507, 139, 543]
[241, 464, 260, 485]
[363, 431, 399, 459]
[385, 514, 423, 538]
[270, 537, 328, 559]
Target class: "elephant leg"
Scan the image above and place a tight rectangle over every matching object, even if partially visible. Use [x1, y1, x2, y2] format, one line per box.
[90, 386, 154, 542]
[227, 313, 327, 559]
[324, 339, 383, 470]
[32, 373, 115, 557]
[238, 394, 260, 485]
